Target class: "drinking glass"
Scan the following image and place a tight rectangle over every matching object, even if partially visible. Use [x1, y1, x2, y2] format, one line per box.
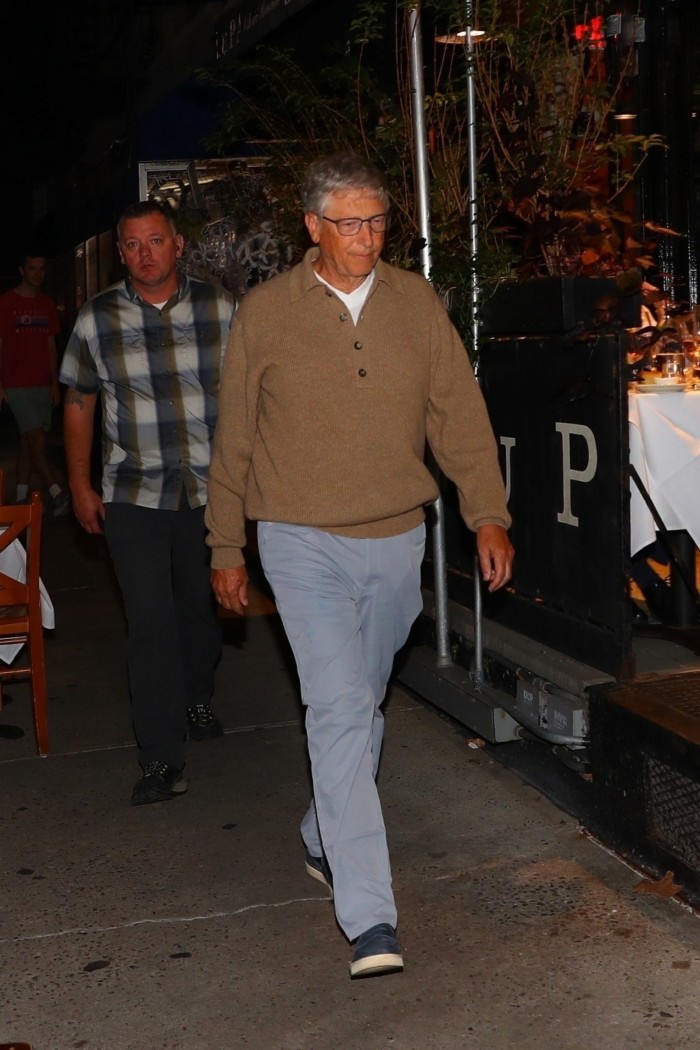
[657, 351, 685, 381]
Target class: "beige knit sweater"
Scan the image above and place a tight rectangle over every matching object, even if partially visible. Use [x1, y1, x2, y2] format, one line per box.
[206, 249, 510, 569]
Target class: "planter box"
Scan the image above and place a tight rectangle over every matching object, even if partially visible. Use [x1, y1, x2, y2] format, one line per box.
[480, 276, 641, 335]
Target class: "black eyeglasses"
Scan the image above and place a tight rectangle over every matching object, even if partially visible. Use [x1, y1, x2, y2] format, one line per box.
[321, 213, 389, 236]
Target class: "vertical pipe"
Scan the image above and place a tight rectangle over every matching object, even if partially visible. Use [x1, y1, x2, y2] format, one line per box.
[408, 5, 433, 278]
[464, 0, 480, 361]
[431, 491, 452, 665]
[464, 0, 484, 683]
[408, 3, 452, 664]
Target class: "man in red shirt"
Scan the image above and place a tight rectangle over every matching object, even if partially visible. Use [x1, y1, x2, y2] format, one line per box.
[0, 253, 69, 513]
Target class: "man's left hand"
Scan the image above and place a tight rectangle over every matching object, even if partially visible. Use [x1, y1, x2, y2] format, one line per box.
[476, 524, 514, 592]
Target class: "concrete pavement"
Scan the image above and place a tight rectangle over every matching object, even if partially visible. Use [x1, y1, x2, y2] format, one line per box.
[2, 504, 700, 1049]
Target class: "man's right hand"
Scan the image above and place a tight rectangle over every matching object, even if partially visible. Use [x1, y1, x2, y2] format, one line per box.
[72, 487, 106, 534]
[211, 566, 249, 615]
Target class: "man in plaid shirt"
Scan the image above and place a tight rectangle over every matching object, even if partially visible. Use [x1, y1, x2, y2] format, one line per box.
[60, 201, 236, 805]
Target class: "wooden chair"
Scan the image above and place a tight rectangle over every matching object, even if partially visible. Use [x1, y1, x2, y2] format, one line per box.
[0, 491, 49, 756]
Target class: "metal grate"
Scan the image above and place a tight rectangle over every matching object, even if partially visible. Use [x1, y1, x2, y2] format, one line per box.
[647, 755, 700, 870]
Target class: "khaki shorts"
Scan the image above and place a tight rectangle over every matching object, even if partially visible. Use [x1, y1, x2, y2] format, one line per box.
[4, 386, 52, 433]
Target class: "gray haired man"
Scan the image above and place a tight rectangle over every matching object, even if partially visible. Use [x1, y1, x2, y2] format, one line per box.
[207, 154, 513, 977]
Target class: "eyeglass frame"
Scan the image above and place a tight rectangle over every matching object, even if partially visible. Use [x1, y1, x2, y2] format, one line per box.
[320, 212, 390, 236]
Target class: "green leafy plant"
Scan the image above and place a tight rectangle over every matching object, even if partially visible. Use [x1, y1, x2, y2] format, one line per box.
[199, 7, 419, 266]
[454, 0, 667, 282]
[198, 0, 665, 346]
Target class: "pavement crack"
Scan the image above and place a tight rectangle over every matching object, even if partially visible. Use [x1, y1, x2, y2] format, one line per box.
[0, 894, 332, 944]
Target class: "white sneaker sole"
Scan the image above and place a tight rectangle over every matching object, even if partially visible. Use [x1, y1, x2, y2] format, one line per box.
[350, 952, 404, 978]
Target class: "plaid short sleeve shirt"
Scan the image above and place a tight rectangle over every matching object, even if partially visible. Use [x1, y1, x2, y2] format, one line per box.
[60, 274, 235, 510]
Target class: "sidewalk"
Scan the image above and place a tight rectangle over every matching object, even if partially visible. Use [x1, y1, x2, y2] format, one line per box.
[2, 490, 700, 1048]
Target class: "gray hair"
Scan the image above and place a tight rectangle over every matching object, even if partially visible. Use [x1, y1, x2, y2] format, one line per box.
[117, 201, 178, 242]
[301, 153, 390, 215]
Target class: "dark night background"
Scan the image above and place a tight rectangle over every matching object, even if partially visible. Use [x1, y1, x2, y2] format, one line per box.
[1, 1, 697, 302]
[0, 0, 371, 288]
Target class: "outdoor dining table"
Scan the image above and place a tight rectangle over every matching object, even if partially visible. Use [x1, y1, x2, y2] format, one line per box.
[628, 382, 700, 624]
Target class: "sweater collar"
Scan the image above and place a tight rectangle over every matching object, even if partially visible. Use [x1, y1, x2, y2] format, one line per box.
[289, 247, 404, 303]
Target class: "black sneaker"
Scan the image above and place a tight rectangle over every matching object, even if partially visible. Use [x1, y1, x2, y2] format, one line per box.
[305, 850, 333, 896]
[186, 703, 224, 740]
[131, 762, 187, 805]
[350, 923, 404, 979]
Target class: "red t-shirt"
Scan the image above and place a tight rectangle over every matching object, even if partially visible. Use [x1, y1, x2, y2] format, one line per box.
[0, 289, 60, 388]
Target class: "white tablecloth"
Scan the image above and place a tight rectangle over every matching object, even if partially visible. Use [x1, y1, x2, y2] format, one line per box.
[0, 538, 55, 665]
[628, 387, 700, 555]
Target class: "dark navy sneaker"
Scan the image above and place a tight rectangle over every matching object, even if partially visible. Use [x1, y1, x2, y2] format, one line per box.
[350, 923, 404, 979]
[131, 762, 187, 805]
[305, 850, 333, 895]
[186, 703, 224, 740]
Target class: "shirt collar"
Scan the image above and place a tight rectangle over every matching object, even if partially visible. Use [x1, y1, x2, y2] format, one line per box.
[125, 271, 188, 307]
[288, 248, 403, 303]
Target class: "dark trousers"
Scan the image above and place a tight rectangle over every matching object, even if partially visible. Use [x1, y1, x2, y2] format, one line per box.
[104, 500, 221, 769]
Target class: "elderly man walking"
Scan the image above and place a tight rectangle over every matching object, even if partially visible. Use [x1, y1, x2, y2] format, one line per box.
[206, 154, 513, 978]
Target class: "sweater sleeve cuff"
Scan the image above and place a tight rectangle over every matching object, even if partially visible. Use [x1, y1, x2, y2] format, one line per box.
[210, 548, 246, 570]
[471, 515, 512, 532]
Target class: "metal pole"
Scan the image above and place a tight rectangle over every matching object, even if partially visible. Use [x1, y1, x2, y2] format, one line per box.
[464, 0, 480, 360]
[464, 0, 485, 683]
[431, 491, 452, 664]
[408, 3, 452, 665]
[408, 5, 432, 277]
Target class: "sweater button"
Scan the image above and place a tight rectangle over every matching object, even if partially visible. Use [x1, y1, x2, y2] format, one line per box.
[339, 312, 348, 322]
[358, 368, 367, 377]
[354, 341, 362, 350]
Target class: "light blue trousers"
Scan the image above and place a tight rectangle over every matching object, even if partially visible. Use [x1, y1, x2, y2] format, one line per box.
[257, 521, 425, 940]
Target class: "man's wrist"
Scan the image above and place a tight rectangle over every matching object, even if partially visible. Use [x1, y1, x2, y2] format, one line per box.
[68, 477, 94, 496]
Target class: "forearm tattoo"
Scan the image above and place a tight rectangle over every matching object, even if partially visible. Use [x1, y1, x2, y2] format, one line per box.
[65, 388, 89, 409]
